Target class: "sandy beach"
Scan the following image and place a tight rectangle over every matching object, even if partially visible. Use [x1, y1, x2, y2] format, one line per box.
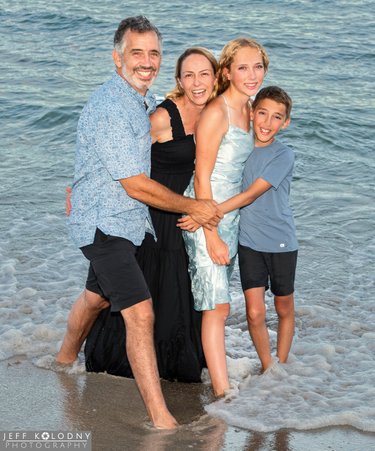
[0, 358, 373, 451]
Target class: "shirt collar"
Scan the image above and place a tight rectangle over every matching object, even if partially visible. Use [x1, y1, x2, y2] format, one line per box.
[112, 71, 156, 115]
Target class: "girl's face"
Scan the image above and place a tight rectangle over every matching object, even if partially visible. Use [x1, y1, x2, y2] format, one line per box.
[178, 53, 216, 106]
[225, 47, 265, 97]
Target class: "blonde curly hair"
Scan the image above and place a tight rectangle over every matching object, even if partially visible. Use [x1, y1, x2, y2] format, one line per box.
[217, 38, 269, 95]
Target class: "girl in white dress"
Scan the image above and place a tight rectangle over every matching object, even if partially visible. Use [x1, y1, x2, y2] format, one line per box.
[182, 38, 269, 397]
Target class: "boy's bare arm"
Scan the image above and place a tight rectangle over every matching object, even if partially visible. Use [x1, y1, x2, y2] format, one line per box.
[219, 178, 272, 214]
[177, 178, 271, 231]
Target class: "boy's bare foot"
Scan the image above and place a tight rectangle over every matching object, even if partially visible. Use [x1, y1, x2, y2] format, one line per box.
[260, 356, 274, 373]
[262, 359, 288, 378]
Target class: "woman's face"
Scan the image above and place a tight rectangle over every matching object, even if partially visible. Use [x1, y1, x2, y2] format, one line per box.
[178, 53, 216, 106]
[225, 46, 265, 97]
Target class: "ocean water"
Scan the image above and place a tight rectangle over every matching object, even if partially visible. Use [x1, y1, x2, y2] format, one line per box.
[1, 0, 374, 435]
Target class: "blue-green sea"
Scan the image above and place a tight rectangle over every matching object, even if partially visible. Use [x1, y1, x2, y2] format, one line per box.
[1, 0, 374, 434]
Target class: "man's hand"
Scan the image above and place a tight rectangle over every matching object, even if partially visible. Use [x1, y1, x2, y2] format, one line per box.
[66, 187, 72, 216]
[120, 174, 223, 228]
[188, 199, 223, 230]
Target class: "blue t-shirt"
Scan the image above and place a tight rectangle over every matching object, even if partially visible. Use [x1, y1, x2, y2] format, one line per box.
[68, 72, 156, 248]
[239, 139, 298, 253]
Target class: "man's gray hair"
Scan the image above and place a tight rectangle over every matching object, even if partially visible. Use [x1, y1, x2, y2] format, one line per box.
[113, 16, 162, 53]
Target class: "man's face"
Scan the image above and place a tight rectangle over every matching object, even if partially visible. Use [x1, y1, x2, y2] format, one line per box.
[113, 30, 162, 95]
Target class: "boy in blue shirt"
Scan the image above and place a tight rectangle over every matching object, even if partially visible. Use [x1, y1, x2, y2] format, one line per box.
[219, 86, 297, 373]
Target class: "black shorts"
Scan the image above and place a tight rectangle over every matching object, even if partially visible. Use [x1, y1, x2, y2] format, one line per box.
[238, 244, 297, 296]
[81, 228, 151, 312]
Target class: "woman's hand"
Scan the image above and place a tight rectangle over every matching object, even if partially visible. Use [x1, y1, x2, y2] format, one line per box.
[177, 215, 201, 232]
[65, 187, 72, 216]
[206, 234, 230, 265]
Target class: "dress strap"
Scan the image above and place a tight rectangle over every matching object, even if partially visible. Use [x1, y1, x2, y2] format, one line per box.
[221, 95, 231, 126]
[156, 98, 186, 140]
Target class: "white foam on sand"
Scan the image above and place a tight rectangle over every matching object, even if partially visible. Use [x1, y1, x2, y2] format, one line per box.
[205, 281, 375, 432]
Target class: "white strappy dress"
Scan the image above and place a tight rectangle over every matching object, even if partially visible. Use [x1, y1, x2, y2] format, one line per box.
[183, 96, 254, 311]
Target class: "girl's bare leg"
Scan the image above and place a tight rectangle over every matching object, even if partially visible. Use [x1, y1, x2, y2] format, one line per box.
[201, 303, 230, 397]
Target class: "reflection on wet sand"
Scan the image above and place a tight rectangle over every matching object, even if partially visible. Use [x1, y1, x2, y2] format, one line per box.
[3, 361, 374, 451]
[57, 368, 293, 450]
[57, 369, 228, 450]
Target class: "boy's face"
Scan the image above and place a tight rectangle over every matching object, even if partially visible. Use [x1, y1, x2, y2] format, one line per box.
[251, 98, 290, 147]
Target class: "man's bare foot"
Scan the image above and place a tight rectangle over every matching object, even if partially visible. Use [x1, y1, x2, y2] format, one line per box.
[56, 333, 83, 364]
[56, 347, 78, 365]
[152, 412, 179, 430]
[48, 358, 78, 373]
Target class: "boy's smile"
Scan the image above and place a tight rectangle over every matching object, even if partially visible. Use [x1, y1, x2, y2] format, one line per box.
[252, 98, 290, 147]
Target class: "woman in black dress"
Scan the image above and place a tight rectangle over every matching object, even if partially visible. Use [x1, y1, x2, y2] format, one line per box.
[84, 48, 218, 382]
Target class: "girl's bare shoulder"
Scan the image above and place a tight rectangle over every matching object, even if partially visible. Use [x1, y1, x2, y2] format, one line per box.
[200, 96, 227, 123]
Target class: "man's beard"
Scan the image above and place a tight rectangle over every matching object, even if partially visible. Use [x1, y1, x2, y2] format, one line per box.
[121, 63, 157, 93]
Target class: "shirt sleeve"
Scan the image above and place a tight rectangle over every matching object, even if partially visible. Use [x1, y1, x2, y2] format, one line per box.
[261, 148, 294, 189]
[92, 104, 150, 181]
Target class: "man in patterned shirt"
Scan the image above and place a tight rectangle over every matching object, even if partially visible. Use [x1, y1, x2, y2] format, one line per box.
[56, 16, 221, 429]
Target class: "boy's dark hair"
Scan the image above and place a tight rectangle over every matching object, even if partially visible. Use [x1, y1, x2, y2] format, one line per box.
[114, 16, 162, 52]
[253, 86, 292, 119]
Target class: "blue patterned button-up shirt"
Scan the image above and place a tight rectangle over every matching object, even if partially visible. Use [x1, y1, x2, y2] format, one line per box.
[68, 72, 157, 248]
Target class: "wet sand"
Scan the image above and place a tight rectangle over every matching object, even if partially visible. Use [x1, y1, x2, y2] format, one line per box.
[0, 358, 374, 451]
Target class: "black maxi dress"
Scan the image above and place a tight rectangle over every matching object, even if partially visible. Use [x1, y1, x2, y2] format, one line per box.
[84, 99, 205, 382]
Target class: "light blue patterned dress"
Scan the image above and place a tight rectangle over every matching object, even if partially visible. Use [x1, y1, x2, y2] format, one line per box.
[183, 96, 254, 311]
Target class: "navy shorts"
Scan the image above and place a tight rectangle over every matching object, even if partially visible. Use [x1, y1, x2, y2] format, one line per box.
[238, 244, 297, 296]
[81, 228, 151, 312]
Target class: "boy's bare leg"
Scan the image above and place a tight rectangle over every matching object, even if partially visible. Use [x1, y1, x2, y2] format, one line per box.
[201, 304, 231, 397]
[274, 294, 295, 363]
[245, 287, 273, 371]
[56, 290, 109, 364]
[122, 299, 178, 430]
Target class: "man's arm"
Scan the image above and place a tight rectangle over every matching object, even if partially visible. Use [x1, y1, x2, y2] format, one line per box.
[120, 173, 223, 227]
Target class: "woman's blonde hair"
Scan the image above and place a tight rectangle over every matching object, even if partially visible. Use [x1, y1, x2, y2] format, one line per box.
[167, 47, 219, 102]
[217, 38, 269, 95]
